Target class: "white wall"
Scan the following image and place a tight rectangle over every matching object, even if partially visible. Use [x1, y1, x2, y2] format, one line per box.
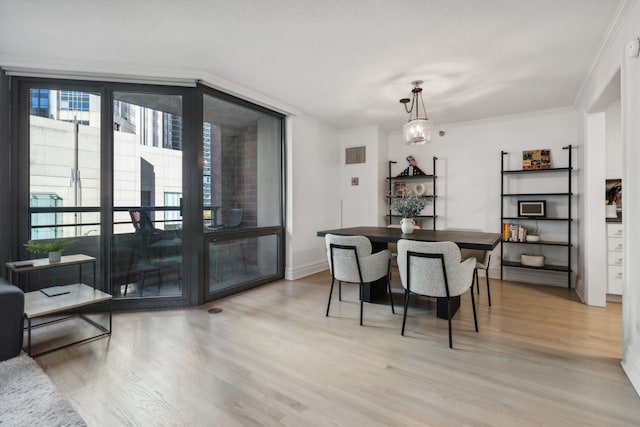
[285, 114, 341, 279]
[621, 48, 640, 398]
[606, 101, 623, 178]
[386, 109, 578, 286]
[575, 0, 640, 397]
[339, 126, 388, 227]
[583, 112, 607, 306]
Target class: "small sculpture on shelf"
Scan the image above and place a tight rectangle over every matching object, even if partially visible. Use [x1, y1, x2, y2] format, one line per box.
[396, 155, 427, 177]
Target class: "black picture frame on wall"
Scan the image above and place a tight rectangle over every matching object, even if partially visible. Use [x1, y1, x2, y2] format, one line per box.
[518, 200, 546, 217]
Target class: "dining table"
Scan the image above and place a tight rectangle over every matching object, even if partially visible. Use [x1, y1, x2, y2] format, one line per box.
[317, 226, 501, 318]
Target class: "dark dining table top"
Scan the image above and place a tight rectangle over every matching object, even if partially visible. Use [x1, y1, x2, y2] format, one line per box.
[317, 226, 501, 251]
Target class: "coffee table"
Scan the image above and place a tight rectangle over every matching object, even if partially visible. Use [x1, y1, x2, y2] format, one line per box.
[24, 283, 112, 357]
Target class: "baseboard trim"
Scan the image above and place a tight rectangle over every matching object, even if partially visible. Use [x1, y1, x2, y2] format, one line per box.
[606, 293, 622, 303]
[622, 344, 640, 398]
[285, 260, 327, 280]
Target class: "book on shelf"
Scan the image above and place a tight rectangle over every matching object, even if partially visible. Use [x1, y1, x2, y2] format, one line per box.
[502, 223, 527, 242]
[11, 261, 34, 268]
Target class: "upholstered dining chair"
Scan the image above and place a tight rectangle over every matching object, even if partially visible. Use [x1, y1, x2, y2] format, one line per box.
[325, 234, 394, 325]
[397, 239, 478, 348]
[207, 208, 243, 231]
[461, 249, 492, 306]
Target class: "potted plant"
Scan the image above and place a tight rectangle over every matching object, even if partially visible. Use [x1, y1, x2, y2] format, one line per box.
[525, 228, 540, 242]
[24, 239, 76, 263]
[391, 193, 428, 234]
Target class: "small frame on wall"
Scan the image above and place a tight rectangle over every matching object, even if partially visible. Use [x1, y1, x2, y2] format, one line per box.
[518, 200, 546, 217]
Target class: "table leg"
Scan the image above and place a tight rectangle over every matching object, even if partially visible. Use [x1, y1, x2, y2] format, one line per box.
[361, 278, 388, 302]
[27, 317, 32, 356]
[436, 296, 460, 319]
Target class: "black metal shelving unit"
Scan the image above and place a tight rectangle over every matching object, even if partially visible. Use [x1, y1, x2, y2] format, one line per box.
[500, 145, 573, 288]
[386, 157, 438, 230]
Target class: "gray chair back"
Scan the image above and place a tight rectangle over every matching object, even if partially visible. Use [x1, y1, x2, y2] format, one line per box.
[225, 208, 243, 228]
[397, 240, 475, 298]
[324, 234, 390, 283]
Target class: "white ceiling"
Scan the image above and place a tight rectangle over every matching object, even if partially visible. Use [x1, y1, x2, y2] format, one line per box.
[0, 0, 622, 130]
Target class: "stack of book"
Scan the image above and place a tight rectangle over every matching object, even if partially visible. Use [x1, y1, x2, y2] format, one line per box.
[502, 223, 527, 242]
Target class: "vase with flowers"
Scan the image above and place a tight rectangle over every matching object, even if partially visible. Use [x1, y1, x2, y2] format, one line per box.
[391, 193, 428, 234]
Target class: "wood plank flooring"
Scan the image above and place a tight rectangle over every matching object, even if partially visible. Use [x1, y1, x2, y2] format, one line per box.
[35, 271, 640, 426]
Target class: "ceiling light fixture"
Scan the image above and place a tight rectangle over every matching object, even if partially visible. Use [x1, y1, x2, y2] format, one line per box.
[399, 80, 433, 145]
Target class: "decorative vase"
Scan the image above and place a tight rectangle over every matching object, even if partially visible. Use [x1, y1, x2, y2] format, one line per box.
[526, 235, 540, 242]
[400, 218, 415, 234]
[48, 251, 62, 263]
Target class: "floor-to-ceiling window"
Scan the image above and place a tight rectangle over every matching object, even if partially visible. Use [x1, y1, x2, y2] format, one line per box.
[203, 90, 284, 299]
[25, 85, 103, 290]
[14, 78, 284, 308]
[111, 91, 184, 300]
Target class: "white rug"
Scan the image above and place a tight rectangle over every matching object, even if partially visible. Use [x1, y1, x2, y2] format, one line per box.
[0, 353, 86, 427]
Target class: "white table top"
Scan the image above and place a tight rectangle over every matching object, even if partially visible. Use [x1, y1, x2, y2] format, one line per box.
[24, 283, 112, 319]
[6, 254, 96, 272]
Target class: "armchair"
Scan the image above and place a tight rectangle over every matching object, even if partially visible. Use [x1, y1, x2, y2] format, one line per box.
[397, 240, 478, 348]
[325, 234, 393, 325]
[461, 248, 492, 306]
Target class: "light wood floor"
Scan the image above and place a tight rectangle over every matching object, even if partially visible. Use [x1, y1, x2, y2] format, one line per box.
[35, 271, 640, 426]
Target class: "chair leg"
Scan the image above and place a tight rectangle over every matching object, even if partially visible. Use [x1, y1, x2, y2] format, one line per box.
[339, 281, 342, 301]
[447, 298, 453, 349]
[359, 283, 364, 326]
[475, 268, 480, 294]
[401, 290, 410, 336]
[485, 270, 492, 306]
[326, 277, 335, 316]
[470, 286, 479, 332]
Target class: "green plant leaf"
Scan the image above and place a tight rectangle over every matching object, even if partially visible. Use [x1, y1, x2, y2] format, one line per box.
[23, 239, 76, 254]
[391, 193, 428, 218]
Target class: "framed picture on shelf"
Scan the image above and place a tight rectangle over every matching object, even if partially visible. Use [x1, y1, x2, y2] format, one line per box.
[394, 181, 407, 196]
[518, 200, 546, 217]
[522, 149, 551, 170]
[411, 182, 433, 196]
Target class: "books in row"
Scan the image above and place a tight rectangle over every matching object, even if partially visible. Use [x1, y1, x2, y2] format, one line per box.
[502, 223, 528, 242]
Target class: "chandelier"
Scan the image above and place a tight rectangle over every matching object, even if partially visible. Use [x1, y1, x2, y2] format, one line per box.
[399, 80, 433, 145]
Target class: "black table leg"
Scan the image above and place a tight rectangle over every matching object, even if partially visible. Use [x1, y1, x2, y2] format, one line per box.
[437, 296, 460, 319]
[364, 240, 462, 319]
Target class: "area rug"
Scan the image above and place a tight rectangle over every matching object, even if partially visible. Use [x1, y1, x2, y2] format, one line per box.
[0, 353, 86, 426]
